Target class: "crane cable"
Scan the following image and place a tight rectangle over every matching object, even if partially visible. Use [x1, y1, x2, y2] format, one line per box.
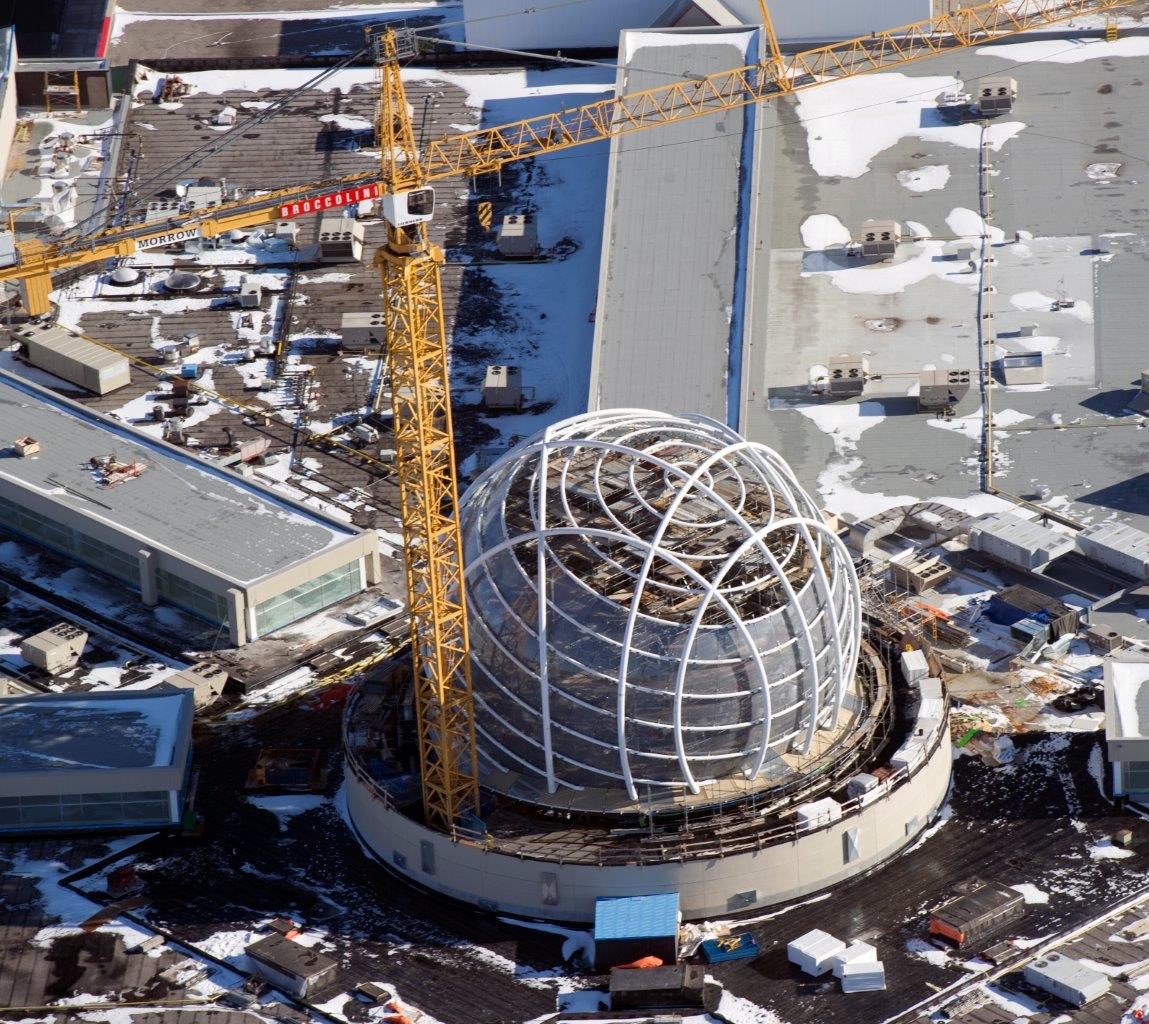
[68, 44, 374, 246]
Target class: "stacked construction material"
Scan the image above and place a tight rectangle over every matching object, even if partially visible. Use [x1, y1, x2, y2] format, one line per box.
[789, 931, 887, 992]
[787, 930, 846, 976]
[832, 941, 885, 992]
[839, 959, 886, 992]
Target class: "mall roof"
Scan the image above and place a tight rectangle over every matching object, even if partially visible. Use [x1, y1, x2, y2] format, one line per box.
[0, 371, 361, 585]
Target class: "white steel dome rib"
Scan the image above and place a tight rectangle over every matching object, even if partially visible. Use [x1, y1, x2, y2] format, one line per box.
[460, 410, 862, 804]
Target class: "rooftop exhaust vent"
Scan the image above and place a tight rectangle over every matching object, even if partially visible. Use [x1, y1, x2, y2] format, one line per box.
[163, 270, 201, 293]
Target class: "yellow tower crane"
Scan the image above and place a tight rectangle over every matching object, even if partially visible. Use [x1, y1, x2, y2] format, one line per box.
[0, 0, 1130, 832]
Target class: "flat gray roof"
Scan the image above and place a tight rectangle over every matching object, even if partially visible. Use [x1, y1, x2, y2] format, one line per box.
[740, 38, 1149, 553]
[0, 690, 191, 772]
[969, 512, 1074, 557]
[0, 371, 359, 585]
[589, 27, 759, 424]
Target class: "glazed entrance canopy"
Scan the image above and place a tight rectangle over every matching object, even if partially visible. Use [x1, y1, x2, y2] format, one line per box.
[460, 410, 861, 803]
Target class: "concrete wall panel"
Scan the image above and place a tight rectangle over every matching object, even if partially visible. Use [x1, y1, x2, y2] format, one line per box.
[344, 721, 951, 923]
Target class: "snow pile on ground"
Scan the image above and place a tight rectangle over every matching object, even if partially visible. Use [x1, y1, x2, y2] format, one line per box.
[1010, 883, 1051, 905]
[797, 401, 887, 446]
[1011, 290, 1094, 323]
[905, 936, 950, 967]
[498, 916, 595, 964]
[981, 983, 1047, 1017]
[247, 794, 329, 831]
[713, 985, 789, 1023]
[946, 207, 1004, 245]
[1089, 838, 1134, 860]
[804, 238, 951, 295]
[797, 401, 920, 518]
[993, 408, 1035, 429]
[193, 928, 262, 973]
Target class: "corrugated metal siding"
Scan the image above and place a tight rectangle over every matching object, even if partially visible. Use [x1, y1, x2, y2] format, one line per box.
[24, 329, 130, 395]
[594, 893, 680, 939]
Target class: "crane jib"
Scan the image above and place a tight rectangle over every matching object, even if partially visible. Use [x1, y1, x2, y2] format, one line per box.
[278, 183, 381, 220]
[137, 228, 202, 251]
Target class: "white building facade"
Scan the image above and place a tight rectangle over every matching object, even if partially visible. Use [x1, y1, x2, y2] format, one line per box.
[460, 0, 935, 51]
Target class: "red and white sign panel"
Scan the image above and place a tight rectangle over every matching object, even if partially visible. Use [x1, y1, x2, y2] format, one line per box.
[278, 183, 380, 220]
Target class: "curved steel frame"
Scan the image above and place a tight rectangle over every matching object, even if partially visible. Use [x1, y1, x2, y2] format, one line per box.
[461, 410, 862, 803]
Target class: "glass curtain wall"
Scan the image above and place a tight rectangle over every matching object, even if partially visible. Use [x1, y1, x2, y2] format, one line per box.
[0, 790, 173, 830]
[253, 561, 361, 637]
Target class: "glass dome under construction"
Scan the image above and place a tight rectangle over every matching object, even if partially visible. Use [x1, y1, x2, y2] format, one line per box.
[459, 410, 862, 805]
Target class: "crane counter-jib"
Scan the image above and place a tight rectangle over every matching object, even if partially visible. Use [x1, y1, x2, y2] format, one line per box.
[0, 170, 381, 311]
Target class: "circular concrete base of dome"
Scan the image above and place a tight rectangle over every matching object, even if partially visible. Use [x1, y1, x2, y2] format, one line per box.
[341, 646, 952, 923]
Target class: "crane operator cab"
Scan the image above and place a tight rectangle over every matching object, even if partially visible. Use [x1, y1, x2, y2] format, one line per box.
[382, 187, 435, 228]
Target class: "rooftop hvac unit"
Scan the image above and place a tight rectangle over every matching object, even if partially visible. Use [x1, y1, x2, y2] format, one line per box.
[179, 182, 224, 210]
[214, 106, 237, 126]
[239, 279, 262, 309]
[917, 368, 971, 411]
[340, 311, 386, 352]
[482, 365, 524, 411]
[999, 352, 1044, 385]
[496, 213, 539, 257]
[317, 216, 365, 264]
[166, 660, 228, 707]
[14, 321, 131, 395]
[145, 199, 181, 225]
[20, 622, 89, 674]
[827, 355, 869, 395]
[274, 220, 300, 247]
[860, 219, 901, 260]
[1023, 953, 1109, 1008]
[977, 76, 1017, 115]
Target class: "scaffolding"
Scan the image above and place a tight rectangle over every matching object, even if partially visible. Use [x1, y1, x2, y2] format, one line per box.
[42, 71, 81, 115]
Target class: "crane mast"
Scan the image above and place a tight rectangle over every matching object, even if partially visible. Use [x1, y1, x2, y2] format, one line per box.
[375, 30, 480, 831]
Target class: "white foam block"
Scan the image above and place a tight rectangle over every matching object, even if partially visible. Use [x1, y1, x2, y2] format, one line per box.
[788, 929, 847, 976]
[841, 959, 886, 992]
[901, 649, 929, 682]
[831, 941, 878, 978]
